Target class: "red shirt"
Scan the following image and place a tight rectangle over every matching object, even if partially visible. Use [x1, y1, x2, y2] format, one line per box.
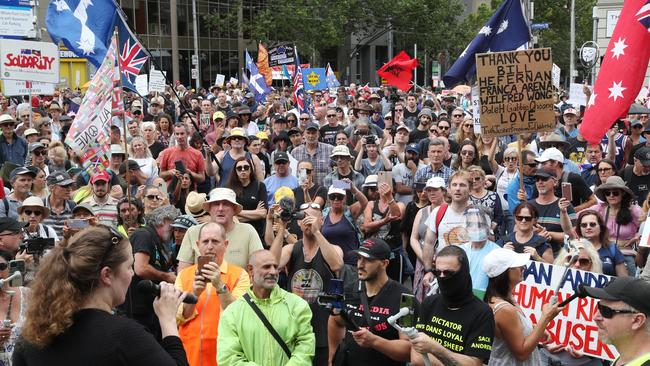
[158, 146, 205, 181]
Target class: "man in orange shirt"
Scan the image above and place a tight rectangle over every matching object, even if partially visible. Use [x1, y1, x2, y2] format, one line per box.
[175, 222, 250, 366]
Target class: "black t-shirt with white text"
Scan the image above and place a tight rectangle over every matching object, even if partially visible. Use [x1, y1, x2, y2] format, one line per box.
[415, 295, 494, 363]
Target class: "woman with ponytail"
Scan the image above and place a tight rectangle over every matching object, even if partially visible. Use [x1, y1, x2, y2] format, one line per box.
[13, 226, 189, 365]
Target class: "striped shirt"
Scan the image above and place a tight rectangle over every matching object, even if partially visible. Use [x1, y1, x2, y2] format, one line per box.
[290, 142, 334, 186]
[83, 195, 119, 228]
[42, 197, 75, 239]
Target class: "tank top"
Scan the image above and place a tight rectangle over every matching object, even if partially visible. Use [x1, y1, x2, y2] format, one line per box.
[417, 206, 432, 246]
[371, 200, 402, 249]
[218, 151, 251, 187]
[322, 213, 360, 265]
[489, 301, 541, 366]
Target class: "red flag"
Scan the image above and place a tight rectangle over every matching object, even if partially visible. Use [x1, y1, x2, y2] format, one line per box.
[377, 51, 419, 92]
[256, 42, 273, 86]
[579, 0, 650, 145]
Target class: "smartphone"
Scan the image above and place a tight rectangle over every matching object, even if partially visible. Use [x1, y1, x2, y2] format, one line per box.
[561, 182, 573, 202]
[377, 171, 393, 187]
[67, 219, 89, 230]
[174, 160, 186, 174]
[200, 113, 210, 128]
[397, 293, 416, 328]
[9, 260, 24, 287]
[332, 180, 351, 190]
[299, 169, 308, 185]
[197, 255, 215, 273]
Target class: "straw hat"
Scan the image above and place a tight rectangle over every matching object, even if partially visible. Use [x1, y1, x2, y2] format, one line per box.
[17, 196, 50, 218]
[594, 176, 635, 202]
[203, 188, 242, 215]
[184, 192, 208, 219]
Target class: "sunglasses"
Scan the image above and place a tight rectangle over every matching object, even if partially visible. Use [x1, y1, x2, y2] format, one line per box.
[236, 165, 251, 172]
[597, 303, 637, 319]
[429, 129, 437, 133]
[300, 117, 310, 121]
[133, 111, 142, 115]
[524, 163, 538, 168]
[299, 203, 322, 210]
[395, 109, 403, 112]
[438, 126, 450, 130]
[604, 190, 620, 197]
[452, 114, 463, 118]
[515, 215, 533, 222]
[575, 258, 592, 266]
[460, 150, 474, 156]
[580, 222, 598, 228]
[504, 157, 518, 162]
[0, 263, 7, 271]
[302, 168, 313, 174]
[328, 194, 345, 201]
[632, 125, 644, 128]
[33, 150, 47, 156]
[535, 176, 551, 182]
[24, 210, 42, 216]
[463, 124, 472, 128]
[145, 195, 162, 201]
[275, 160, 288, 165]
[433, 269, 458, 278]
[597, 167, 613, 173]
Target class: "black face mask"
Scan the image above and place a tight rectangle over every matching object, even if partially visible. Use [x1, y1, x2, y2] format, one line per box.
[436, 251, 474, 308]
[408, 156, 420, 166]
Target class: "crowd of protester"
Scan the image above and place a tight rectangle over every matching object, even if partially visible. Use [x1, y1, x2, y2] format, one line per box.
[0, 81, 649, 365]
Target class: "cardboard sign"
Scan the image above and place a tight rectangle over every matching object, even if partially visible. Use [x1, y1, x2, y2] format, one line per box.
[229, 77, 238, 86]
[513, 261, 618, 361]
[148, 70, 166, 93]
[475, 48, 555, 137]
[1, 79, 55, 96]
[214, 74, 225, 87]
[552, 64, 561, 90]
[0, 39, 59, 83]
[471, 85, 481, 135]
[640, 211, 650, 248]
[134, 74, 148, 96]
[568, 83, 591, 107]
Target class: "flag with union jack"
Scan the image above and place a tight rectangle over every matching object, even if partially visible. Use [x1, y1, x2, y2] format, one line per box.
[292, 48, 309, 114]
[116, 9, 149, 92]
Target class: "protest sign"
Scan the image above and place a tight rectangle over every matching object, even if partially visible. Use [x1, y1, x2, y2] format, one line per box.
[640, 211, 650, 248]
[229, 77, 238, 86]
[568, 83, 591, 107]
[471, 86, 481, 135]
[214, 74, 225, 87]
[512, 261, 618, 361]
[268, 43, 295, 66]
[134, 74, 148, 96]
[302, 68, 327, 90]
[0, 39, 59, 83]
[552, 64, 561, 90]
[148, 70, 166, 93]
[1, 80, 54, 96]
[475, 48, 555, 137]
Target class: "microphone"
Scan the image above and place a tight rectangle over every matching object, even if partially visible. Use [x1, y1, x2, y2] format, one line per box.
[136, 280, 198, 304]
[558, 284, 588, 307]
[0, 272, 22, 287]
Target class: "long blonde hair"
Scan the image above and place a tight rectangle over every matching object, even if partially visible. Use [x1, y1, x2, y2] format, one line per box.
[553, 239, 603, 274]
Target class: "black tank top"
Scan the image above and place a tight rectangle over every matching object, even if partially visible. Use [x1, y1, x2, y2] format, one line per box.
[371, 200, 402, 249]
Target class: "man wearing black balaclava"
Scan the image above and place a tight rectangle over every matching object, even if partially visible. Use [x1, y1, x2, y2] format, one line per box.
[409, 245, 495, 366]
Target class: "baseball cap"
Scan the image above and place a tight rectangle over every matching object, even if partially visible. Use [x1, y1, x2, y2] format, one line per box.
[24, 128, 39, 137]
[563, 108, 578, 116]
[396, 124, 410, 133]
[0, 218, 27, 233]
[46, 171, 74, 186]
[425, 176, 446, 189]
[406, 143, 419, 154]
[119, 160, 141, 175]
[482, 248, 531, 278]
[130, 100, 143, 110]
[305, 122, 320, 131]
[110, 144, 125, 156]
[90, 171, 111, 184]
[630, 119, 644, 127]
[72, 203, 95, 216]
[245, 92, 254, 98]
[171, 215, 198, 230]
[534, 168, 556, 179]
[274, 151, 290, 163]
[10, 166, 36, 181]
[582, 277, 650, 315]
[327, 185, 346, 196]
[212, 111, 225, 121]
[288, 127, 302, 136]
[634, 146, 650, 166]
[29, 142, 46, 153]
[535, 147, 565, 163]
[354, 238, 393, 261]
[274, 186, 294, 203]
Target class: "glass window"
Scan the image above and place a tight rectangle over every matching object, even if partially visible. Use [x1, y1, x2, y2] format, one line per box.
[159, 0, 171, 35]
[136, 0, 147, 34]
[179, 50, 190, 87]
[147, 0, 159, 34]
[177, 1, 188, 37]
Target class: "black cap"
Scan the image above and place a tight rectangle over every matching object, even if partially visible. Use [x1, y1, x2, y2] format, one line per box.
[582, 277, 650, 315]
[533, 168, 555, 179]
[305, 122, 320, 131]
[274, 151, 290, 163]
[10, 166, 36, 181]
[0, 218, 27, 233]
[273, 114, 287, 123]
[288, 127, 302, 136]
[46, 171, 74, 186]
[634, 146, 650, 166]
[354, 238, 393, 260]
[273, 131, 290, 143]
[119, 159, 141, 174]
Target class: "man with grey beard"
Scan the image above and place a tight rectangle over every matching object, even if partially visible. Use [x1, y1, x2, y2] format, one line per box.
[217, 250, 315, 365]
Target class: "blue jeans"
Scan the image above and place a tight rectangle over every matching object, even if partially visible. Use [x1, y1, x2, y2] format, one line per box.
[624, 255, 637, 277]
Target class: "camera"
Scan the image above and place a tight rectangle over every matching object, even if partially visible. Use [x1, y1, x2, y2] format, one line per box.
[317, 279, 360, 331]
[19, 237, 55, 255]
[365, 134, 377, 145]
[277, 197, 306, 222]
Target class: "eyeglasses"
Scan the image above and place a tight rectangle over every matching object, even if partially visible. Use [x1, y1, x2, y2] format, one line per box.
[433, 269, 458, 278]
[299, 203, 322, 210]
[524, 163, 538, 168]
[32, 150, 47, 156]
[604, 190, 620, 197]
[515, 215, 533, 222]
[145, 195, 162, 201]
[429, 129, 437, 133]
[471, 177, 482, 182]
[438, 126, 450, 130]
[535, 176, 551, 182]
[632, 125, 644, 129]
[24, 210, 42, 216]
[275, 160, 288, 165]
[452, 114, 464, 118]
[333, 156, 349, 161]
[236, 165, 251, 172]
[328, 194, 345, 201]
[575, 258, 592, 266]
[303, 168, 313, 174]
[580, 222, 598, 228]
[0, 263, 7, 271]
[597, 167, 613, 173]
[463, 124, 472, 128]
[327, 114, 337, 118]
[597, 303, 638, 319]
[505, 157, 518, 162]
[460, 150, 474, 156]
[395, 108, 403, 112]
[300, 117, 310, 121]
[287, 119, 296, 123]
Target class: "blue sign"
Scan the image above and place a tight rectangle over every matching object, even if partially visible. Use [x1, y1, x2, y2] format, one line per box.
[531, 23, 550, 31]
[302, 68, 327, 91]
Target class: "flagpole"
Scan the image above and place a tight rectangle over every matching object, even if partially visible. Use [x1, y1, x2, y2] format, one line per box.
[114, 26, 133, 206]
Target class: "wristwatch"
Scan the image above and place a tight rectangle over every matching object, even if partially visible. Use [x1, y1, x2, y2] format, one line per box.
[216, 283, 228, 294]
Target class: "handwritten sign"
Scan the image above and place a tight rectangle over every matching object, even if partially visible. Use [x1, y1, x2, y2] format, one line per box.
[214, 74, 225, 87]
[135, 74, 148, 96]
[148, 70, 166, 93]
[475, 48, 555, 137]
[513, 261, 618, 360]
[552, 64, 561, 90]
[471, 85, 481, 135]
[568, 83, 591, 107]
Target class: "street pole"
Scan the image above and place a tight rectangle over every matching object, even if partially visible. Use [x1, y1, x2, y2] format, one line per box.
[570, 0, 576, 83]
[387, 21, 393, 59]
[191, 0, 201, 90]
[414, 43, 417, 87]
[592, 6, 599, 85]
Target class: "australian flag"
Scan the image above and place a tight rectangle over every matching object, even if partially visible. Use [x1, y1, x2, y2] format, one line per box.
[443, 0, 530, 87]
[245, 50, 272, 103]
[46, 0, 149, 91]
[326, 63, 340, 88]
[293, 50, 308, 114]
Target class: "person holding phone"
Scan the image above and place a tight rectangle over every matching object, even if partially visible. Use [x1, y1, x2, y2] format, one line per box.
[0, 250, 30, 365]
[328, 238, 412, 366]
[175, 222, 250, 366]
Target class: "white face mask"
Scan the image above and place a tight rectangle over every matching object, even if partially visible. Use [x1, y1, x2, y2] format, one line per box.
[465, 208, 488, 242]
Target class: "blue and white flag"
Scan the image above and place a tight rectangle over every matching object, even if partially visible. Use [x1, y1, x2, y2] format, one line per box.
[326, 63, 340, 88]
[443, 0, 530, 87]
[46, 0, 117, 67]
[245, 50, 272, 102]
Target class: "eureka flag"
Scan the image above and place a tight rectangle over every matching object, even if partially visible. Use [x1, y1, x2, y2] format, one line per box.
[245, 50, 272, 102]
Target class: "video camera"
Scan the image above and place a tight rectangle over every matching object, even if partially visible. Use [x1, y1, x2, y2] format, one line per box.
[317, 278, 360, 331]
[277, 197, 306, 223]
[19, 237, 55, 256]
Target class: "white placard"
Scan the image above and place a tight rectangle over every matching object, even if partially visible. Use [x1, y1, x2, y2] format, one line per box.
[552, 64, 561, 90]
[214, 74, 225, 87]
[75, 70, 80, 88]
[0, 6, 35, 38]
[471, 85, 481, 135]
[1, 80, 55, 96]
[606, 10, 620, 38]
[640, 211, 650, 248]
[148, 70, 166, 93]
[191, 69, 198, 80]
[229, 77, 238, 86]
[568, 83, 591, 107]
[637, 87, 649, 102]
[135, 74, 148, 96]
[0, 39, 59, 83]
